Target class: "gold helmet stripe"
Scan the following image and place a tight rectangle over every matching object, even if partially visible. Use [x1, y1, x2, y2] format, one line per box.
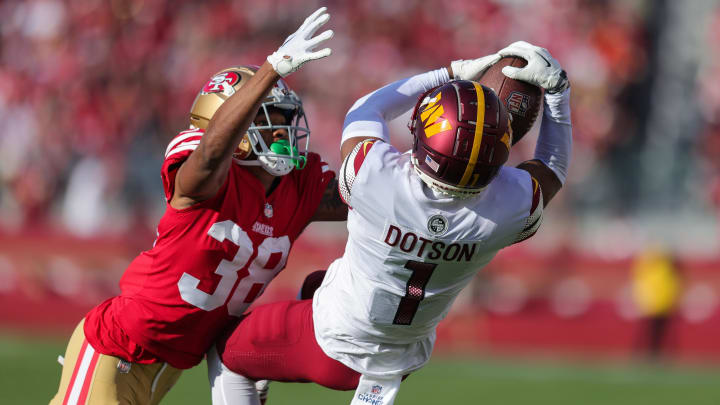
[458, 82, 486, 187]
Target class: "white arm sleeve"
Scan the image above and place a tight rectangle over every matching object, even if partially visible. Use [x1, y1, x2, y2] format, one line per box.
[341, 68, 451, 145]
[534, 87, 572, 184]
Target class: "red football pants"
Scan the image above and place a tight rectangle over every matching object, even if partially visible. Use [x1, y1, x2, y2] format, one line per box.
[216, 299, 361, 391]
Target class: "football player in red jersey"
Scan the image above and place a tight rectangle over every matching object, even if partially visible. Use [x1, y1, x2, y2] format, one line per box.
[50, 8, 338, 405]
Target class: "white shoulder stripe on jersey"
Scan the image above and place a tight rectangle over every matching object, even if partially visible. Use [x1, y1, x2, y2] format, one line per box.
[165, 132, 203, 156]
[321, 163, 330, 173]
[166, 142, 200, 159]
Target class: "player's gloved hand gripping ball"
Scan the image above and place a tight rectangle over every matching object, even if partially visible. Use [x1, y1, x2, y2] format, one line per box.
[450, 53, 502, 81]
[267, 7, 334, 77]
[497, 41, 569, 93]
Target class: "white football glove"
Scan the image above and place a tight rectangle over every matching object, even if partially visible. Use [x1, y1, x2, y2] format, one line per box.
[498, 41, 569, 93]
[450, 53, 501, 81]
[267, 7, 333, 77]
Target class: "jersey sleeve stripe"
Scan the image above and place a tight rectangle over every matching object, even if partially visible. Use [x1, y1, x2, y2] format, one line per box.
[338, 146, 355, 207]
[339, 140, 377, 208]
[530, 177, 541, 213]
[164, 131, 203, 156]
[166, 141, 200, 159]
[514, 176, 544, 244]
[353, 140, 377, 173]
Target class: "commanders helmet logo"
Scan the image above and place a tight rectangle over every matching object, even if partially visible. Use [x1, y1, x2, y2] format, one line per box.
[427, 214, 448, 236]
[419, 93, 453, 138]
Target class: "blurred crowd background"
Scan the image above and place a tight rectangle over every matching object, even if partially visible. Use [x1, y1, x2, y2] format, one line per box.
[2, 0, 720, 359]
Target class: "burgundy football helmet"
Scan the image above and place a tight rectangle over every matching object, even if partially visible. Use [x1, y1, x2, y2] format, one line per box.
[410, 80, 513, 198]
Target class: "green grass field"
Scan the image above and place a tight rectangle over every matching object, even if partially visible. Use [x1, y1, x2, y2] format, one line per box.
[3, 332, 720, 405]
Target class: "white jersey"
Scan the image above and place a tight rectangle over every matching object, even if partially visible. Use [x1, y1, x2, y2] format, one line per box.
[313, 140, 543, 377]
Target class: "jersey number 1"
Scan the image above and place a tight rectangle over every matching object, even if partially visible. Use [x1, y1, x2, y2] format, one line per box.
[393, 260, 437, 325]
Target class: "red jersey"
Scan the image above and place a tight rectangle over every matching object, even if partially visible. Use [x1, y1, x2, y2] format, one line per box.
[84, 128, 334, 369]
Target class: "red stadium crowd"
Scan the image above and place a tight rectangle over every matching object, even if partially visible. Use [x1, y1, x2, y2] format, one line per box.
[0, 0, 669, 236]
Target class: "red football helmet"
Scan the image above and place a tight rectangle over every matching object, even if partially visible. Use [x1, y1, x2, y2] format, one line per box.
[410, 80, 513, 198]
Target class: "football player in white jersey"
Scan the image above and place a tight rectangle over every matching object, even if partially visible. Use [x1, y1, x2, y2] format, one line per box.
[208, 41, 571, 405]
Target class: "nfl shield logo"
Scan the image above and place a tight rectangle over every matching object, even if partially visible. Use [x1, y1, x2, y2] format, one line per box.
[505, 91, 529, 116]
[371, 385, 382, 394]
[117, 359, 132, 374]
[264, 203, 274, 218]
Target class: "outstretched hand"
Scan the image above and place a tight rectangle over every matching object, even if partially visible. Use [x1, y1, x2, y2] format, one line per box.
[498, 41, 569, 93]
[450, 53, 501, 81]
[267, 7, 334, 77]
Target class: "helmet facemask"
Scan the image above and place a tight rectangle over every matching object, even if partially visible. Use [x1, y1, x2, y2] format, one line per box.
[234, 94, 310, 176]
[233, 84, 310, 176]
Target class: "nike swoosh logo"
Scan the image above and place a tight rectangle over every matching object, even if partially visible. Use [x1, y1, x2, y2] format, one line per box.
[535, 51, 551, 67]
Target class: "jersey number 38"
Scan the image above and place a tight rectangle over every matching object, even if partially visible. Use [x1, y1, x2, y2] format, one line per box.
[178, 220, 290, 317]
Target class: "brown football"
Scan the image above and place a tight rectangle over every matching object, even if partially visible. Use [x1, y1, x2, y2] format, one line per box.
[477, 56, 542, 145]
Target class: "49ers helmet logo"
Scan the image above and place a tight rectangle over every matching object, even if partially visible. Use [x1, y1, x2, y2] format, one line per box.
[202, 71, 241, 94]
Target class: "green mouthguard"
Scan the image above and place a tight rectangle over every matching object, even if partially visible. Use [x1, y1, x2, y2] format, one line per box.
[269, 139, 307, 169]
